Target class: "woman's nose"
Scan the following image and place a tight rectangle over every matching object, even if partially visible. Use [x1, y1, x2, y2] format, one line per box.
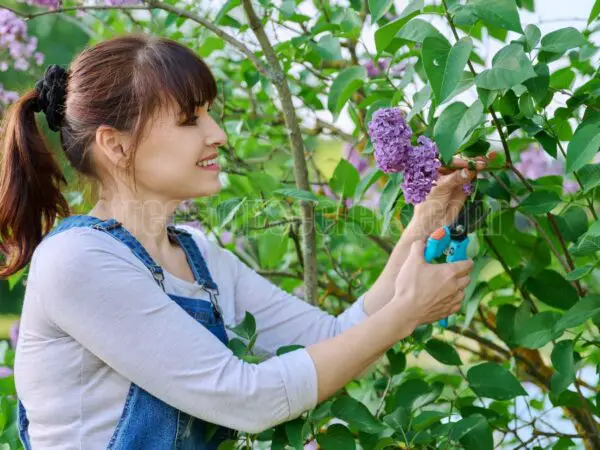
[205, 118, 227, 148]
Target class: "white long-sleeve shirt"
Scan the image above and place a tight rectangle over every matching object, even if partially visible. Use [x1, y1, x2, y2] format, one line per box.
[14, 223, 368, 449]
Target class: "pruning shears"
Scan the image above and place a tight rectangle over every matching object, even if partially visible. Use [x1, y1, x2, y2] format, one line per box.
[424, 197, 489, 328]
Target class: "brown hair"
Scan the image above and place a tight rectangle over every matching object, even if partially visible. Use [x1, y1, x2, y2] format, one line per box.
[0, 33, 217, 278]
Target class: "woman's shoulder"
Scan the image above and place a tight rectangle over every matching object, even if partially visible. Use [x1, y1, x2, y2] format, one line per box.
[32, 225, 147, 274]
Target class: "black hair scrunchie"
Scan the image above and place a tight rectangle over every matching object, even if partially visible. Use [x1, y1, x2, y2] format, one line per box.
[32, 64, 68, 132]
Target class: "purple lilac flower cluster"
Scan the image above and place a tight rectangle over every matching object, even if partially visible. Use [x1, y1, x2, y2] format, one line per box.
[368, 108, 413, 173]
[0, 320, 19, 379]
[104, 0, 141, 5]
[0, 9, 44, 74]
[402, 136, 442, 204]
[369, 108, 446, 205]
[20, 0, 59, 7]
[363, 59, 405, 79]
[514, 146, 597, 194]
[0, 83, 19, 107]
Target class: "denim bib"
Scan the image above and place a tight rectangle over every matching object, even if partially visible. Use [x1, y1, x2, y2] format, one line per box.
[17, 215, 237, 449]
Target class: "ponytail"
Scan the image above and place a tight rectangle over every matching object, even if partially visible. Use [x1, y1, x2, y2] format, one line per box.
[0, 88, 70, 278]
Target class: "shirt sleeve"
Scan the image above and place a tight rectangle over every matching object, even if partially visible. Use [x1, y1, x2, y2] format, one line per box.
[35, 227, 318, 434]
[194, 229, 370, 356]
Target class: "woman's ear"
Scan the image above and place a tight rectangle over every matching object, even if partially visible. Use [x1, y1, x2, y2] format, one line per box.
[95, 125, 129, 168]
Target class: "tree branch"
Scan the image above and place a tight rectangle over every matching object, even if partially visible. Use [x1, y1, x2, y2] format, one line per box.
[241, 0, 319, 305]
[1, 2, 272, 79]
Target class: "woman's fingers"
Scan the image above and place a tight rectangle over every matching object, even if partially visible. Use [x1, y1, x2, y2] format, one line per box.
[438, 155, 488, 175]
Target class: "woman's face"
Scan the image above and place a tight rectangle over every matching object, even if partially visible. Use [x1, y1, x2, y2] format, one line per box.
[121, 102, 227, 205]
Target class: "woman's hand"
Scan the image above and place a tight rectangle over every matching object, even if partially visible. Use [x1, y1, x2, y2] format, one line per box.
[391, 240, 473, 328]
[407, 155, 488, 239]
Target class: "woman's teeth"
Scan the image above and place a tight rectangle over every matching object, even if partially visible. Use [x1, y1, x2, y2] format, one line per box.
[196, 158, 217, 167]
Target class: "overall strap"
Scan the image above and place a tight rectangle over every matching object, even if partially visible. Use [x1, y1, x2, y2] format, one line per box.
[167, 225, 218, 292]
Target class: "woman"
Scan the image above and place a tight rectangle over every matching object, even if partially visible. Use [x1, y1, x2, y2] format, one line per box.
[0, 33, 482, 449]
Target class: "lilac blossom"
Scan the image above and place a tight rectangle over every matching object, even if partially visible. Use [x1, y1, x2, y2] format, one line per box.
[368, 107, 412, 173]
[0, 83, 19, 107]
[363, 58, 405, 78]
[402, 136, 441, 205]
[103, 0, 141, 5]
[0, 367, 13, 378]
[515, 146, 584, 194]
[10, 320, 19, 349]
[20, 0, 59, 8]
[0, 10, 44, 73]
[462, 182, 473, 195]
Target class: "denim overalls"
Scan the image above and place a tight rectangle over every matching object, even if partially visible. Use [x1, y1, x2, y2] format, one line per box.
[17, 215, 237, 449]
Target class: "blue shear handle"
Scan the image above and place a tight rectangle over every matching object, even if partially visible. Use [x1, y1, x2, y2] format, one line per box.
[424, 232, 469, 328]
[439, 236, 470, 327]
[447, 237, 469, 263]
[424, 226, 451, 263]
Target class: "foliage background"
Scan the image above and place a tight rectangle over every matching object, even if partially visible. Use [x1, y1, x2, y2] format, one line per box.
[0, 0, 599, 449]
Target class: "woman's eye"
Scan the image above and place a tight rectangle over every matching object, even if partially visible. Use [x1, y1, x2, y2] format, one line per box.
[182, 115, 199, 126]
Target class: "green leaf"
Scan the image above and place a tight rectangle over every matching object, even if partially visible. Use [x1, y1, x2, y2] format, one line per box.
[555, 295, 600, 333]
[550, 68, 575, 90]
[407, 83, 431, 122]
[565, 117, 600, 173]
[422, 36, 473, 104]
[467, 362, 527, 400]
[588, 0, 600, 25]
[285, 418, 307, 450]
[555, 207, 589, 243]
[540, 27, 586, 54]
[413, 410, 446, 431]
[565, 265, 594, 281]
[329, 159, 360, 198]
[514, 311, 563, 349]
[496, 305, 518, 346]
[374, 0, 424, 52]
[425, 338, 463, 365]
[383, 407, 410, 430]
[328, 66, 367, 119]
[519, 190, 561, 215]
[551, 340, 575, 394]
[519, 92, 535, 117]
[534, 129, 556, 158]
[433, 100, 484, 163]
[475, 44, 536, 90]
[524, 63, 550, 106]
[229, 311, 256, 340]
[470, 0, 523, 34]
[274, 188, 319, 203]
[572, 234, 600, 257]
[397, 18, 446, 44]
[451, 414, 493, 450]
[331, 396, 386, 434]
[369, 0, 393, 23]
[577, 164, 600, 193]
[525, 269, 578, 310]
[524, 24, 541, 51]
[316, 424, 356, 450]
[276, 344, 305, 356]
[386, 349, 407, 375]
[317, 34, 343, 61]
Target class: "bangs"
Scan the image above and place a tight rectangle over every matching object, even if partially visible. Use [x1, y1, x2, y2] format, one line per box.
[133, 37, 218, 126]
